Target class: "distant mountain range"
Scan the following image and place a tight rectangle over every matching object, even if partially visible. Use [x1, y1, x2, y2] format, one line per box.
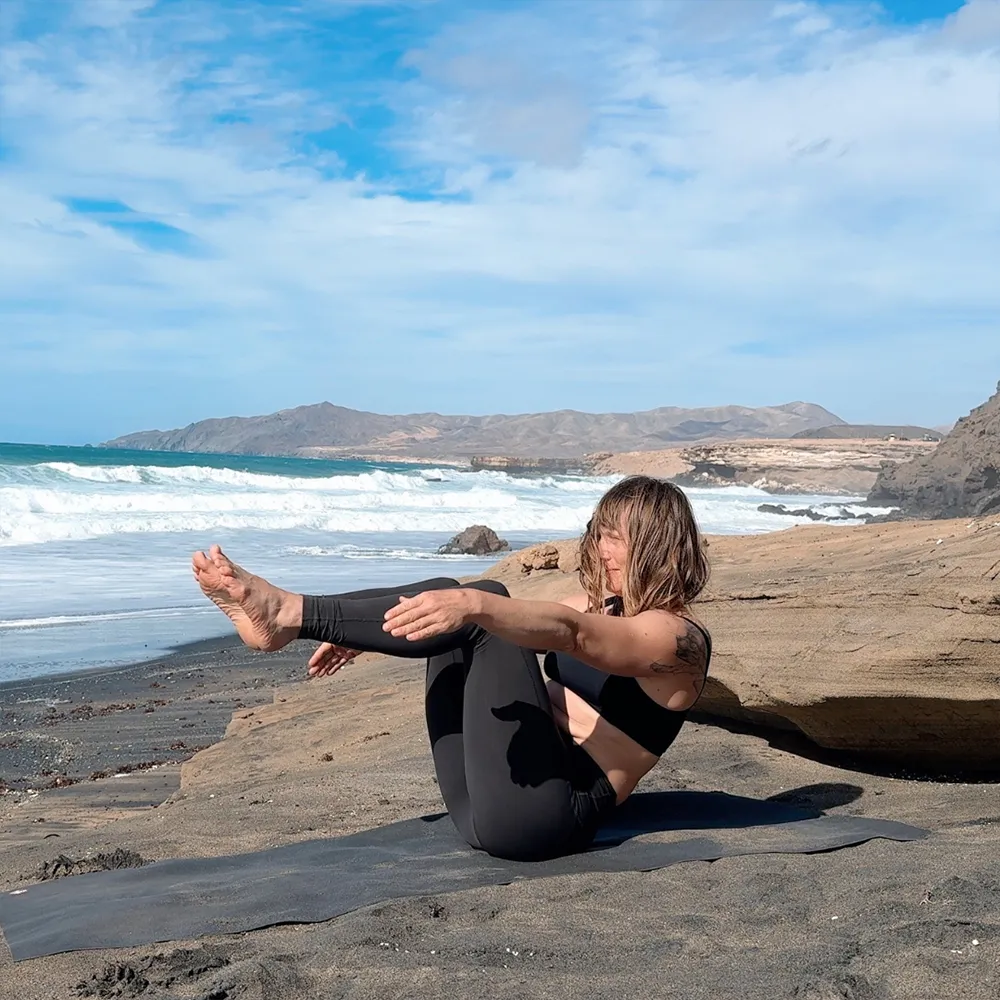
[103, 400, 847, 460]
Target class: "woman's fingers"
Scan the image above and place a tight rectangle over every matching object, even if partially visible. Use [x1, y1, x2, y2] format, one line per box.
[310, 646, 341, 670]
[383, 593, 419, 617]
[311, 655, 346, 678]
[308, 642, 334, 668]
[385, 601, 462, 637]
[385, 609, 434, 635]
[383, 592, 466, 639]
[387, 621, 419, 637]
[383, 594, 424, 626]
[389, 615, 450, 639]
[403, 625, 438, 642]
[383, 604, 428, 632]
[308, 642, 358, 677]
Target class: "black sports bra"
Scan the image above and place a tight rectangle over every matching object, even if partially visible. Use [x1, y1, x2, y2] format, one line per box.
[544, 597, 712, 757]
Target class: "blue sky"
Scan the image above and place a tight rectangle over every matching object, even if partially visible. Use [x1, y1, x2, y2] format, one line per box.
[1, 0, 998, 444]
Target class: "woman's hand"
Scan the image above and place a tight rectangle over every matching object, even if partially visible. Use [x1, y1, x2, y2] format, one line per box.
[307, 642, 361, 678]
[383, 589, 479, 641]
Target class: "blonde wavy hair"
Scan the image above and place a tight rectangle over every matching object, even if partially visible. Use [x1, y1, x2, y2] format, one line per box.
[578, 475, 709, 617]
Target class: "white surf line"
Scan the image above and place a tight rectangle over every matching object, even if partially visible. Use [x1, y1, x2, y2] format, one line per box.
[0, 605, 211, 630]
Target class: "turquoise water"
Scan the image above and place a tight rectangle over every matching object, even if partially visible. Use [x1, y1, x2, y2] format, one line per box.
[0, 441, 417, 479]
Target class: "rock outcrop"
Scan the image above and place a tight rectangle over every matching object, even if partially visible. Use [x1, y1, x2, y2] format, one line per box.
[589, 439, 938, 495]
[469, 456, 584, 474]
[868, 382, 1000, 519]
[483, 522, 1000, 771]
[437, 525, 510, 556]
[516, 542, 579, 576]
[756, 503, 870, 522]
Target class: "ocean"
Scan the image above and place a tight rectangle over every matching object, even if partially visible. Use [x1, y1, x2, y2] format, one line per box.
[0, 443, 888, 683]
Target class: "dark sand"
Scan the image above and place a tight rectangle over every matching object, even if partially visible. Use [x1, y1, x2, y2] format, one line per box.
[1, 636, 998, 1000]
[0, 637, 313, 793]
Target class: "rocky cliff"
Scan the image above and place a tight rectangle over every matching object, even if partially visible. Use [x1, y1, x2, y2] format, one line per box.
[102, 400, 845, 459]
[868, 382, 1000, 518]
[588, 438, 938, 495]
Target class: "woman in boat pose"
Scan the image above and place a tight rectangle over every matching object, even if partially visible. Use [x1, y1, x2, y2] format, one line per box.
[192, 475, 711, 862]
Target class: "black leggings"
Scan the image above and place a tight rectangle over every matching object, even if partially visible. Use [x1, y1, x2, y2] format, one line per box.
[299, 578, 617, 861]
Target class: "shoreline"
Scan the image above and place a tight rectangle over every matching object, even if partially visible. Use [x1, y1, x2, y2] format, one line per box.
[0, 633, 323, 792]
[0, 632, 238, 695]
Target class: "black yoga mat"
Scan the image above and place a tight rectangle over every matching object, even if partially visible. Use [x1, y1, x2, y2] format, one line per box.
[0, 791, 927, 961]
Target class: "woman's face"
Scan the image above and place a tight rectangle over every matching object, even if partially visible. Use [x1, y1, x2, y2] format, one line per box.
[596, 520, 628, 595]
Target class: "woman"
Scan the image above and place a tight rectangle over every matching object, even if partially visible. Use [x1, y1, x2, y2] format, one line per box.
[192, 475, 711, 862]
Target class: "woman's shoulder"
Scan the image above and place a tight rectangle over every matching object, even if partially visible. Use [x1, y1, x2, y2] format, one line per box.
[558, 592, 592, 613]
[630, 603, 712, 649]
[678, 613, 712, 657]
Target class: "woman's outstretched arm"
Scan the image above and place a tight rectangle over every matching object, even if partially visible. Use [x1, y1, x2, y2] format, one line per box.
[384, 588, 708, 710]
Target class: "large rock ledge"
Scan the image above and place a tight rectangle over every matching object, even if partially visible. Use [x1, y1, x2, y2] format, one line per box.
[588, 438, 938, 495]
[483, 520, 1000, 771]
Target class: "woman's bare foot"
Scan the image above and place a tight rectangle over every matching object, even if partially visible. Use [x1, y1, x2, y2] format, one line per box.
[191, 544, 302, 652]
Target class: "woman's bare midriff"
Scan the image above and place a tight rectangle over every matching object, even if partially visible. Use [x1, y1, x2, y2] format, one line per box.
[545, 677, 660, 805]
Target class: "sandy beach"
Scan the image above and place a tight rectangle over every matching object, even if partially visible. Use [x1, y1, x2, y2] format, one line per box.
[2, 520, 998, 1000]
[5, 0, 997, 993]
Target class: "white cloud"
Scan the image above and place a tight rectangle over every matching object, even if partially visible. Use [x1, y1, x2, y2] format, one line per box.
[939, 0, 1000, 50]
[402, 48, 591, 168]
[0, 0, 998, 439]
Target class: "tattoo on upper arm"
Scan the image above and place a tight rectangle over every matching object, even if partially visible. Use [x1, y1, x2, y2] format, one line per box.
[649, 620, 708, 685]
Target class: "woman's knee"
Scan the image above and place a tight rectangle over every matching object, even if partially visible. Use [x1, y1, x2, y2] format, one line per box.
[462, 579, 510, 598]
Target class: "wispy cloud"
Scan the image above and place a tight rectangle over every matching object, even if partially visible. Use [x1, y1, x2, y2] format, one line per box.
[0, 0, 997, 443]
